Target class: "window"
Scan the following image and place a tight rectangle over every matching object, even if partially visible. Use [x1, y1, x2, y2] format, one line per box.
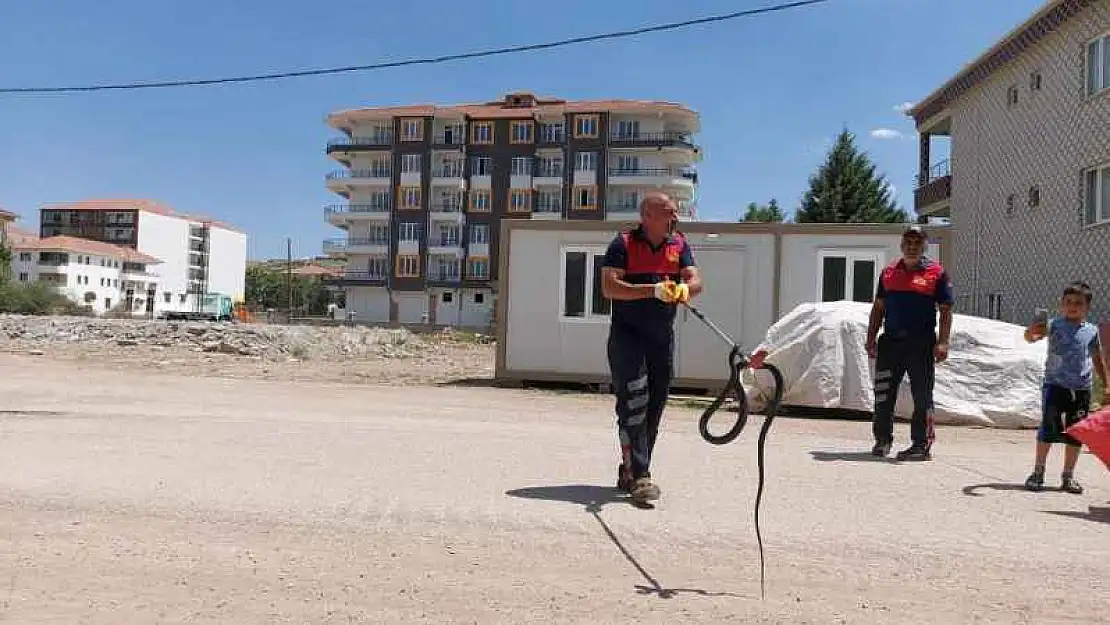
[1027, 185, 1040, 208]
[1030, 70, 1042, 91]
[614, 155, 639, 173]
[986, 293, 1004, 321]
[368, 256, 390, 278]
[1084, 163, 1110, 226]
[511, 157, 533, 177]
[509, 189, 532, 212]
[818, 251, 880, 303]
[442, 292, 453, 303]
[469, 224, 489, 244]
[18, 273, 27, 282]
[400, 118, 423, 141]
[398, 222, 423, 243]
[536, 189, 562, 213]
[401, 153, 422, 173]
[613, 119, 640, 139]
[164, 292, 171, 303]
[470, 190, 491, 212]
[395, 254, 421, 278]
[471, 122, 493, 144]
[539, 122, 564, 143]
[367, 223, 390, 244]
[470, 156, 491, 176]
[574, 115, 599, 138]
[1004, 193, 1016, 218]
[510, 120, 534, 144]
[467, 256, 490, 280]
[1006, 85, 1018, 107]
[537, 156, 563, 177]
[610, 189, 640, 211]
[560, 246, 611, 320]
[575, 151, 597, 172]
[1086, 33, 1110, 97]
[398, 186, 421, 210]
[573, 186, 597, 211]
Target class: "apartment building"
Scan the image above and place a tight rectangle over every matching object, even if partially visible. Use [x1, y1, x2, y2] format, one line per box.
[10, 235, 162, 315]
[322, 91, 700, 328]
[909, 0, 1110, 322]
[37, 199, 248, 317]
[0, 208, 14, 244]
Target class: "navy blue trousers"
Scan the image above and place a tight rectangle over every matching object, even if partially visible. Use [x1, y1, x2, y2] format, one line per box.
[608, 324, 674, 479]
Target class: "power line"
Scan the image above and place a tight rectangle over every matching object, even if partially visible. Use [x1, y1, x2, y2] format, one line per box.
[0, 0, 829, 95]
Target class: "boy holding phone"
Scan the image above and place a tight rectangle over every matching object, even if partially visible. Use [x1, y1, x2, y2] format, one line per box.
[1022, 281, 1109, 493]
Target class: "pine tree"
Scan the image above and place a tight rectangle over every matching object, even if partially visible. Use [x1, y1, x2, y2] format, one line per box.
[794, 129, 908, 223]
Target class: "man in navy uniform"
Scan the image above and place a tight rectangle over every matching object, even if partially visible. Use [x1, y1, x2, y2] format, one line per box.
[600, 192, 703, 504]
[865, 224, 954, 461]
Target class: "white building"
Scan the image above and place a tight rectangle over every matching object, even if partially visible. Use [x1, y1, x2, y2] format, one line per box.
[10, 235, 162, 316]
[323, 92, 701, 329]
[37, 199, 248, 318]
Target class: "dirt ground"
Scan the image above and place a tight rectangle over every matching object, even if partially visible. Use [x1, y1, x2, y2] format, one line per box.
[1, 353, 1108, 624]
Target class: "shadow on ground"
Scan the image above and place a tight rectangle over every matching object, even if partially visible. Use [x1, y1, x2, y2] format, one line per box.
[962, 482, 1038, 497]
[809, 450, 896, 463]
[505, 484, 745, 600]
[1044, 505, 1110, 525]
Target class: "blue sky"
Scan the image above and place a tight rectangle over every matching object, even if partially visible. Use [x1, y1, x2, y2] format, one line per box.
[0, 0, 1045, 260]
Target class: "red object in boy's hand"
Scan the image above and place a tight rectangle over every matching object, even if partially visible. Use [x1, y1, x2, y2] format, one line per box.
[1066, 406, 1110, 470]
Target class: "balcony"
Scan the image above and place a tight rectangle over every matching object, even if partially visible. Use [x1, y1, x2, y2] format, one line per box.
[606, 202, 639, 222]
[326, 169, 392, 195]
[326, 135, 393, 155]
[322, 237, 390, 256]
[431, 164, 467, 189]
[429, 202, 465, 222]
[324, 203, 391, 228]
[427, 237, 463, 257]
[325, 270, 388, 286]
[609, 131, 697, 150]
[532, 201, 563, 220]
[426, 260, 462, 285]
[608, 167, 697, 191]
[431, 131, 467, 148]
[914, 159, 953, 216]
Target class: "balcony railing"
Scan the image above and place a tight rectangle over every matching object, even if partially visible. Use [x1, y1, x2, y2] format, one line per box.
[609, 167, 695, 179]
[534, 201, 562, 214]
[427, 268, 462, 282]
[323, 237, 390, 250]
[327, 135, 393, 149]
[432, 133, 466, 146]
[325, 203, 391, 215]
[429, 238, 462, 248]
[327, 168, 391, 180]
[330, 270, 388, 283]
[535, 165, 564, 178]
[915, 159, 951, 187]
[609, 131, 696, 146]
[429, 203, 463, 213]
[432, 165, 466, 178]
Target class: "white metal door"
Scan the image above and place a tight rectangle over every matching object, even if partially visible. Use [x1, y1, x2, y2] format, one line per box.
[675, 247, 745, 382]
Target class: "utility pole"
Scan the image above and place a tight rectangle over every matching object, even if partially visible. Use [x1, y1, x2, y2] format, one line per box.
[286, 237, 293, 318]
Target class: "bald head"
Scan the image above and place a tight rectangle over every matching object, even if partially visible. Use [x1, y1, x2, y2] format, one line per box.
[639, 192, 678, 241]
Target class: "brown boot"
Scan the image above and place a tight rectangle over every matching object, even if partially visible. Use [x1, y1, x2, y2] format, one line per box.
[630, 475, 661, 503]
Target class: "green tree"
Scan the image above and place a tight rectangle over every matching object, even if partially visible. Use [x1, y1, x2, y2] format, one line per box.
[0, 243, 11, 284]
[245, 265, 334, 315]
[740, 198, 785, 222]
[794, 129, 908, 223]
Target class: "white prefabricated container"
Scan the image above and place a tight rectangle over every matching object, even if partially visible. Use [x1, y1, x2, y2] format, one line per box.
[494, 219, 951, 389]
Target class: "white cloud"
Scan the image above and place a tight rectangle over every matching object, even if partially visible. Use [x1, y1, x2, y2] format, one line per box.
[870, 128, 904, 140]
[894, 101, 915, 114]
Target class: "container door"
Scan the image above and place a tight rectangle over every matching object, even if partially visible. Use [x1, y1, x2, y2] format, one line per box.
[675, 246, 745, 383]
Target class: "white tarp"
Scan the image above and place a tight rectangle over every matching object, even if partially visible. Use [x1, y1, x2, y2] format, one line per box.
[743, 301, 1048, 429]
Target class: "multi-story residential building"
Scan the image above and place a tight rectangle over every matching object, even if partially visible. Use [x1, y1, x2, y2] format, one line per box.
[9, 234, 162, 316]
[909, 0, 1110, 322]
[0, 208, 14, 244]
[323, 91, 700, 328]
[37, 199, 248, 317]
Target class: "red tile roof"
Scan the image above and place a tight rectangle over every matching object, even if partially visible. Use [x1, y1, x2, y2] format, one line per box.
[327, 92, 699, 127]
[0, 207, 16, 220]
[40, 199, 244, 234]
[5, 226, 38, 245]
[12, 235, 162, 265]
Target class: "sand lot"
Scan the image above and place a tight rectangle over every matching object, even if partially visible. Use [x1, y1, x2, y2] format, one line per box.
[1, 354, 1107, 624]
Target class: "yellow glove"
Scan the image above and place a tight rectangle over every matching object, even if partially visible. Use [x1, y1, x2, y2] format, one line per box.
[671, 282, 690, 304]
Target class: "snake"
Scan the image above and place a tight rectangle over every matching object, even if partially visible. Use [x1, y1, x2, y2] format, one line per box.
[697, 344, 785, 601]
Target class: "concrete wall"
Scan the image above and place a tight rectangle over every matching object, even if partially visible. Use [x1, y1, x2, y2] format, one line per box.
[207, 226, 248, 302]
[136, 211, 190, 314]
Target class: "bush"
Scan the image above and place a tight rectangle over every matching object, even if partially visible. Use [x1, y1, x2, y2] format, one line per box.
[0, 281, 90, 316]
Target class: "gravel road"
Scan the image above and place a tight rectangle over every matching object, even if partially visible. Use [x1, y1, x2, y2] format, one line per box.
[1, 354, 1107, 624]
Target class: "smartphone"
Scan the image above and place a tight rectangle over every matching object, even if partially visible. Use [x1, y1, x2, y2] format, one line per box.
[1033, 308, 1049, 325]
